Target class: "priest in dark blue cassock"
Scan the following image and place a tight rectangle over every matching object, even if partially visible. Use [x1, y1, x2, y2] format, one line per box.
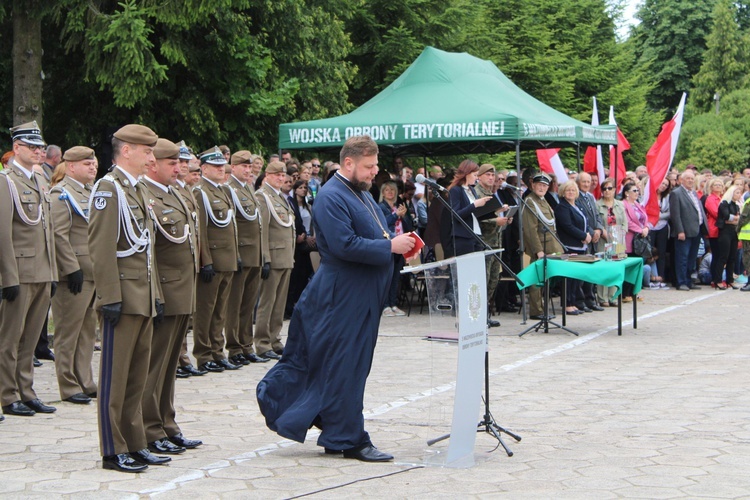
[257, 135, 415, 462]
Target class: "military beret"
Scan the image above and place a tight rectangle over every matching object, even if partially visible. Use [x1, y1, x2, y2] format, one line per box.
[230, 150, 253, 165]
[177, 140, 192, 161]
[63, 146, 95, 162]
[153, 138, 180, 160]
[478, 164, 496, 176]
[532, 173, 551, 185]
[10, 120, 45, 146]
[113, 124, 158, 146]
[199, 146, 227, 166]
[265, 160, 287, 175]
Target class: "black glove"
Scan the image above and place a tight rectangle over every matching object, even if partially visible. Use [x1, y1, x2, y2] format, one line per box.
[67, 270, 84, 295]
[200, 264, 215, 283]
[50, 281, 57, 298]
[101, 302, 123, 327]
[154, 299, 165, 327]
[261, 262, 271, 280]
[236, 259, 243, 274]
[2, 285, 20, 302]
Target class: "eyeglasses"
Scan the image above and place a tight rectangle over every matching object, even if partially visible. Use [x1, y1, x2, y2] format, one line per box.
[602, 186, 614, 191]
[19, 143, 44, 152]
[629, 189, 640, 193]
[311, 163, 320, 167]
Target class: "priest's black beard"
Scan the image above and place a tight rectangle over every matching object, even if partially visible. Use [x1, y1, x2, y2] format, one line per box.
[353, 181, 371, 191]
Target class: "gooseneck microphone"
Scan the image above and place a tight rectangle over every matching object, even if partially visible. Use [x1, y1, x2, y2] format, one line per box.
[415, 173, 446, 192]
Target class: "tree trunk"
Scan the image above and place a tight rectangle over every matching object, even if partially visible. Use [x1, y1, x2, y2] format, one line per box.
[12, 0, 43, 128]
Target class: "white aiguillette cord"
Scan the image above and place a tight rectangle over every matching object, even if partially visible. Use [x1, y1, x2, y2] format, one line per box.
[196, 185, 234, 227]
[230, 185, 260, 222]
[3, 172, 42, 225]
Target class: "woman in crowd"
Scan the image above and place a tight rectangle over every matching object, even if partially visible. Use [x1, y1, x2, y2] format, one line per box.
[554, 180, 591, 315]
[623, 182, 649, 301]
[596, 178, 628, 306]
[712, 185, 742, 289]
[379, 180, 412, 317]
[447, 159, 492, 257]
[285, 180, 316, 318]
[703, 178, 725, 287]
[649, 178, 671, 283]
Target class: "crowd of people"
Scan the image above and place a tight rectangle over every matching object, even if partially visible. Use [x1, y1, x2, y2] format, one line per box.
[2, 121, 749, 470]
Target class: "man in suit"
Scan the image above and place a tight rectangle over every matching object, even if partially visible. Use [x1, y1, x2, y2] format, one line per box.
[192, 147, 240, 373]
[141, 139, 203, 455]
[0, 121, 58, 418]
[255, 161, 296, 360]
[574, 172, 605, 312]
[49, 146, 98, 405]
[88, 124, 167, 472]
[225, 150, 269, 365]
[670, 170, 706, 291]
[173, 142, 206, 379]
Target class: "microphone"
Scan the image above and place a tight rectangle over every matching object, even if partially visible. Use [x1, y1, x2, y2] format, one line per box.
[415, 173, 446, 192]
[501, 182, 522, 191]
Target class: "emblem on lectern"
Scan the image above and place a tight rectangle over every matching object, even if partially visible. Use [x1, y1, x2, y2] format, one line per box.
[467, 283, 481, 322]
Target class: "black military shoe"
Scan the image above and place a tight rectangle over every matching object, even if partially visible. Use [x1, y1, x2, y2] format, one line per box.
[23, 399, 56, 413]
[130, 448, 171, 466]
[217, 358, 241, 370]
[63, 393, 92, 405]
[2, 401, 35, 416]
[244, 352, 270, 363]
[183, 364, 207, 376]
[168, 432, 203, 449]
[148, 438, 186, 455]
[198, 361, 224, 373]
[259, 350, 281, 361]
[175, 367, 191, 378]
[103, 453, 147, 473]
[229, 354, 251, 366]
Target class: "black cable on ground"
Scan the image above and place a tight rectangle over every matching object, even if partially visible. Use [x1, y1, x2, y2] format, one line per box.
[285, 465, 425, 499]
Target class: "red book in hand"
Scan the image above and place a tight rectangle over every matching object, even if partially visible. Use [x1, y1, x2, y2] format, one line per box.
[403, 232, 425, 261]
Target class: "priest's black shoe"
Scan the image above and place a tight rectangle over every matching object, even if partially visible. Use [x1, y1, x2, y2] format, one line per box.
[130, 448, 171, 466]
[184, 364, 207, 376]
[342, 444, 394, 462]
[324, 448, 342, 455]
[199, 361, 224, 373]
[168, 433, 203, 449]
[487, 319, 501, 328]
[217, 358, 241, 370]
[149, 438, 186, 454]
[229, 354, 251, 366]
[175, 367, 191, 378]
[64, 393, 91, 405]
[244, 352, 270, 363]
[102, 453, 147, 473]
[259, 350, 281, 360]
[2, 401, 35, 416]
[23, 399, 56, 413]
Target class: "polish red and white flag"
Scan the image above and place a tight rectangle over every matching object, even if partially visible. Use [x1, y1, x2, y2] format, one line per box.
[609, 106, 630, 192]
[644, 93, 687, 226]
[536, 148, 568, 183]
[583, 97, 605, 197]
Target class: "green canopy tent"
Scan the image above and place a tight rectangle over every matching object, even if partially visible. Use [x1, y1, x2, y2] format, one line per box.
[278, 47, 617, 155]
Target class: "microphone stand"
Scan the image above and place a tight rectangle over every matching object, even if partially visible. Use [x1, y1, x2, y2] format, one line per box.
[512, 192, 578, 337]
[424, 183, 523, 457]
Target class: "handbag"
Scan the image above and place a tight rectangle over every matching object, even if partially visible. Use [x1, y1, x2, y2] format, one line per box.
[632, 234, 652, 259]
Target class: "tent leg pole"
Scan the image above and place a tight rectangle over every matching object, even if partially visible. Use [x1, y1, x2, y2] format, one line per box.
[516, 141, 528, 323]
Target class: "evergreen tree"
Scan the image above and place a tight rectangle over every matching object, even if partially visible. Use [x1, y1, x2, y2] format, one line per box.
[691, 0, 750, 112]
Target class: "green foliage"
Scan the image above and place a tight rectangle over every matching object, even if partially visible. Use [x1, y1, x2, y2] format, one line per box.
[631, 0, 716, 113]
[692, 0, 750, 112]
[677, 88, 750, 172]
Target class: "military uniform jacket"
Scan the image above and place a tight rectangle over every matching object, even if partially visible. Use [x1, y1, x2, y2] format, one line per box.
[49, 177, 93, 281]
[0, 162, 57, 286]
[523, 192, 563, 257]
[256, 184, 295, 269]
[88, 167, 161, 316]
[143, 178, 198, 316]
[228, 176, 262, 268]
[475, 183, 502, 247]
[193, 178, 238, 272]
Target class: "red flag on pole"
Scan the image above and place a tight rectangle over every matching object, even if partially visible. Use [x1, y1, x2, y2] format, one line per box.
[644, 93, 687, 226]
[609, 106, 630, 192]
[537, 148, 568, 183]
[583, 97, 605, 198]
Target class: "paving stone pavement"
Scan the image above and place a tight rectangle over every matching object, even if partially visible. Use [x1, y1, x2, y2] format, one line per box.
[1, 286, 749, 498]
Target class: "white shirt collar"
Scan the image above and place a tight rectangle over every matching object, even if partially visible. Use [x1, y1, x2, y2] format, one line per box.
[264, 182, 281, 196]
[143, 175, 169, 193]
[66, 176, 86, 190]
[203, 176, 220, 188]
[114, 165, 139, 187]
[12, 160, 34, 179]
[176, 179, 185, 188]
